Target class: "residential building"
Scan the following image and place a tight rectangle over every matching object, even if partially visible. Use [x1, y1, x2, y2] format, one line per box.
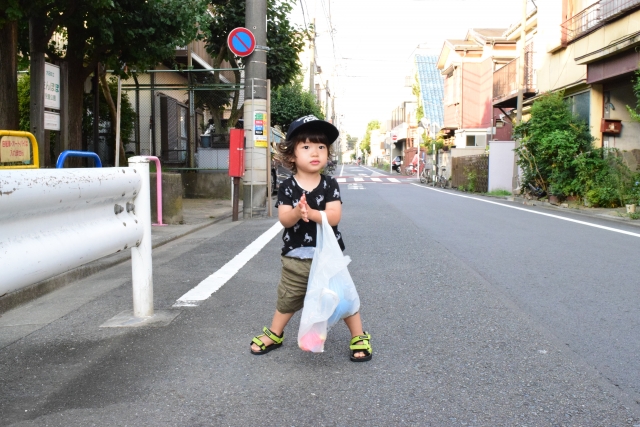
[535, 0, 640, 169]
[492, 4, 538, 139]
[437, 28, 518, 148]
[415, 54, 445, 137]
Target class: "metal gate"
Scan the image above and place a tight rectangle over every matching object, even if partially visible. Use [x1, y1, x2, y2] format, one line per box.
[89, 68, 244, 169]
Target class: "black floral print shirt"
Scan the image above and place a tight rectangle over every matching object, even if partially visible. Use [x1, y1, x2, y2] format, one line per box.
[275, 174, 345, 256]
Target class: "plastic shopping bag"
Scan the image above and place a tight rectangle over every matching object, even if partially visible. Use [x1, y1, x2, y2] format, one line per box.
[298, 211, 360, 352]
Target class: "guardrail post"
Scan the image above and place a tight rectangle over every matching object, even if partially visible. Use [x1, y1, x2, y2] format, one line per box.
[128, 156, 154, 318]
[141, 155, 166, 226]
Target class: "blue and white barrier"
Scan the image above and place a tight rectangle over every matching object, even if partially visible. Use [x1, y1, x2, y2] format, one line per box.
[0, 157, 154, 318]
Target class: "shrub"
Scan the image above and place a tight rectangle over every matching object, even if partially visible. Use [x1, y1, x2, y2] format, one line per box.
[513, 91, 595, 197]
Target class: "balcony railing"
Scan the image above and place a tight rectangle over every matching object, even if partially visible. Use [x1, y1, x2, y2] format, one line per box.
[493, 45, 535, 103]
[561, 0, 640, 44]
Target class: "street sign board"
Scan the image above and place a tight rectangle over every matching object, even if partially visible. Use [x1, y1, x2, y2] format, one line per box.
[254, 111, 268, 147]
[44, 111, 60, 131]
[227, 27, 256, 57]
[44, 63, 60, 110]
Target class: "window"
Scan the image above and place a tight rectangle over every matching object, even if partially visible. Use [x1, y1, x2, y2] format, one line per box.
[566, 91, 590, 125]
[466, 134, 487, 147]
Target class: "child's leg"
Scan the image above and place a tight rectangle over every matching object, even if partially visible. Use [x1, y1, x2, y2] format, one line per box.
[250, 310, 294, 352]
[344, 312, 368, 359]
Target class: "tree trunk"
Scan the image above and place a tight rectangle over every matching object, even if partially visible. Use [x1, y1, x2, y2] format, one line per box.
[0, 20, 19, 130]
[98, 67, 128, 166]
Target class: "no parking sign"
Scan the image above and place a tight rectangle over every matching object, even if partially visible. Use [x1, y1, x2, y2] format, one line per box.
[227, 27, 256, 57]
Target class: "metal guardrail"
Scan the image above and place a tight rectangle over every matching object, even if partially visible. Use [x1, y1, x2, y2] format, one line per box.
[0, 157, 154, 320]
[561, 0, 640, 44]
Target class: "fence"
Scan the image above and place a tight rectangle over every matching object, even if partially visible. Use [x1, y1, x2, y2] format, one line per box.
[451, 154, 489, 192]
[561, 0, 640, 44]
[86, 68, 243, 169]
[0, 157, 154, 319]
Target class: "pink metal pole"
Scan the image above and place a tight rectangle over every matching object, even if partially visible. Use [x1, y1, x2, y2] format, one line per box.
[142, 156, 167, 226]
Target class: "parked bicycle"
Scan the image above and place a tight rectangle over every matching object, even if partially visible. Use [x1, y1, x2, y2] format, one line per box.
[433, 166, 447, 188]
[419, 163, 432, 184]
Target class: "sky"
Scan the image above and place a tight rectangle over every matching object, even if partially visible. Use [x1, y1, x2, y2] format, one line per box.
[290, 0, 526, 138]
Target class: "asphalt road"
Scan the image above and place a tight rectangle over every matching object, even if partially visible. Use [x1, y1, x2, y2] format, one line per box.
[1, 164, 639, 426]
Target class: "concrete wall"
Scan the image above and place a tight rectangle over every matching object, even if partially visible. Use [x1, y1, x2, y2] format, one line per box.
[181, 170, 236, 199]
[488, 141, 516, 192]
[150, 172, 183, 224]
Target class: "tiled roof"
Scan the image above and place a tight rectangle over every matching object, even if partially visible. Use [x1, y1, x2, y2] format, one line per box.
[415, 55, 444, 128]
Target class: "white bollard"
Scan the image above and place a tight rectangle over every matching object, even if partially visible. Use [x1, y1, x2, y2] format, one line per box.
[128, 157, 153, 318]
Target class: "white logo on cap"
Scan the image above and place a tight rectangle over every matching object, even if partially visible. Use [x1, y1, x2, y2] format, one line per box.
[301, 115, 318, 123]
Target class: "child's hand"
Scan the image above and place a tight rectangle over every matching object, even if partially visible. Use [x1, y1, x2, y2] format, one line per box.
[299, 193, 309, 222]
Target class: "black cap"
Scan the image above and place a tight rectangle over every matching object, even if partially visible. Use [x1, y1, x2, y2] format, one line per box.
[286, 115, 339, 144]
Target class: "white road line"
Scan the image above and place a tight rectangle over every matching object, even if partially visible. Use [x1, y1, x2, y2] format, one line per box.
[173, 221, 284, 307]
[354, 177, 364, 182]
[412, 184, 640, 239]
[370, 178, 382, 182]
[336, 178, 346, 183]
[339, 164, 344, 176]
[387, 178, 400, 183]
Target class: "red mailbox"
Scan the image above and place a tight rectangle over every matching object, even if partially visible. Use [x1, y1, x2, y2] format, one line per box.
[229, 129, 245, 177]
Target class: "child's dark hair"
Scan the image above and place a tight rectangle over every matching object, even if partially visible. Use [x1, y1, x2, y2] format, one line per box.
[276, 130, 334, 175]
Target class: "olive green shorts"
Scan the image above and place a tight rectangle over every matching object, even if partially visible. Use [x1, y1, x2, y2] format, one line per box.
[276, 256, 313, 314]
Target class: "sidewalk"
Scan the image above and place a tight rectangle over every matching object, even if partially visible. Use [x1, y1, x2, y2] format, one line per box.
[0, 199, 238, 314]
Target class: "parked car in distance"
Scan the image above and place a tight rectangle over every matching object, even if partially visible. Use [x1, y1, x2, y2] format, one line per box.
[391, 156, 403, 173]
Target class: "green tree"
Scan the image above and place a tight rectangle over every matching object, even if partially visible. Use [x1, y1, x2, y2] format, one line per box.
[346, 135, 358, 151]
[17, 73, 29, 131]
[20, 0, 209, 162]
[18, 73, 135, 164]
[205, 0, 307, 134]
[359, 120, 380, 157]
[270, 81, 324, 132]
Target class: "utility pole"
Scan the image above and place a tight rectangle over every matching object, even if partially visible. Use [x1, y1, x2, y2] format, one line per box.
[309, 18, 315, 97]
[516, 0, 528, 124]
[243, 0, 268, 217]
[513, 0, 528, 193]
[325, 80, 329, 119]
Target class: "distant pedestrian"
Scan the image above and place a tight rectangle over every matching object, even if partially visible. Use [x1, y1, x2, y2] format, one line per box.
[250, 115, 372, 362]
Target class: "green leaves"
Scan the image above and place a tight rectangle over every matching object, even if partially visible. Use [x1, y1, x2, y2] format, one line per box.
[270, 81, 323, 132]
[513, 91, 595, 197]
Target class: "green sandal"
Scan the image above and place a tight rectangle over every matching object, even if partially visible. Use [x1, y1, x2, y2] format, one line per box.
[250, 326, 284, 355]
[350, 332, 372, 362]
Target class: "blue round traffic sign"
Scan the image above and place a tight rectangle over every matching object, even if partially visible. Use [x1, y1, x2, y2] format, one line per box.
[227, 27, 256, 58]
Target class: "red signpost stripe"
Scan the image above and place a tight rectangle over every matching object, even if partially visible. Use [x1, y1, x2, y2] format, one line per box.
[227, 27, 256, 57]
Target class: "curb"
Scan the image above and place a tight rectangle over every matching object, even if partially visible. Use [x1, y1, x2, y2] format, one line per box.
[483, 193, 640, 229]
[0, 212, 234, 315]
